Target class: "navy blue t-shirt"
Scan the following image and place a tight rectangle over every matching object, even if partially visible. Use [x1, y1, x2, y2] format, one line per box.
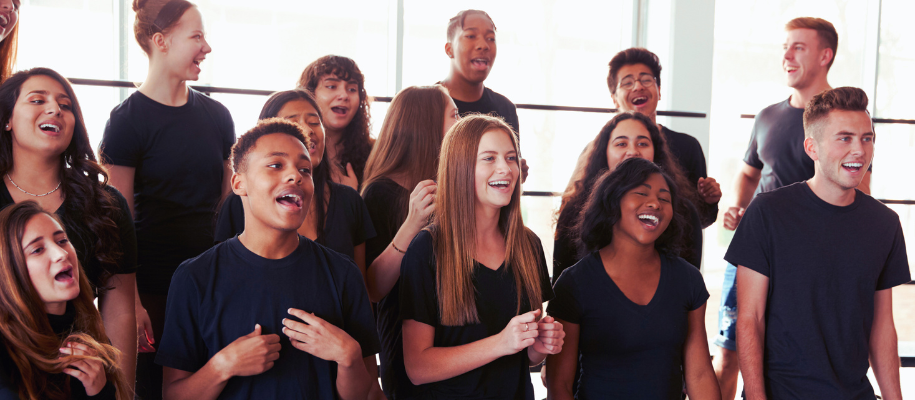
[725, 182, 910, 399]
[548, 252, 709, 399]
[452, 87, 520, 135]
[214, 182, 376, 260]
[399, 229, 554, 399]
[156, 237, 380, 399]
[743, 99, 813, 196]
[100, 89, 235, 295]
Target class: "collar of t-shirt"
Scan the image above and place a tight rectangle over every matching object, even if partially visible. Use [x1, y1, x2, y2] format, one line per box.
[799, 181, 863, 214]
[227, 236, 307, 270]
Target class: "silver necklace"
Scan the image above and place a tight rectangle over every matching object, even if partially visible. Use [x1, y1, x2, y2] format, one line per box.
[6, 174, 61, 197]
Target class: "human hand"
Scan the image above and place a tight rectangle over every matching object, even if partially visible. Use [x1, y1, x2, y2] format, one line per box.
[520, 158, 530, 183]
[283, 308, 361, 368]
[723, 207, 745, 231]
[403, 180, 436, 233]
[697, 177, 722, 204]
[136, 304, 155, 353]
[532, 316, 564, 354]
[331, 163, 359, 190]
[499, 309, 541, 356]
[59, 342, 108, 396]
[215, 324, 281, 378]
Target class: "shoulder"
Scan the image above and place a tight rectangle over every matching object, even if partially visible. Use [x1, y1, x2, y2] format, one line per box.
[189, 89, 232, 117]
[756, 98, 796, 120]
[558, 252, 599, 281]
[751, 182, 804, 207]
[362, 178, 403, 202]
[330, 181, 362, 204]
[484, 87, 517, 108]
[174, 241, 227, 280]
[304, 238, 358, 270]
[666, 255, 703, 280]
[662, 126, 701, 148]
[856, 191, 901, 221]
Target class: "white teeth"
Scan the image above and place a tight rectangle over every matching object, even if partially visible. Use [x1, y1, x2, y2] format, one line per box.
[488, 180, 509, 186]
[279, 194, 300, 201]
[843, 163, 863, 168]
[40, 123, 59, 132]
[638, 214, 659, 224]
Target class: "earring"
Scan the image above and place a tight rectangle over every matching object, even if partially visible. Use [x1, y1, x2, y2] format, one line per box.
[4, 124, 8, 131]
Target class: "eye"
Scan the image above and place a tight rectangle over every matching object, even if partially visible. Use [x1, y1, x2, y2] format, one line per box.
[29, 246, 44, 255]
[29, 98, 45, 105]
[482, 156, 494, 162]
[863, 136, 874, 142]
[507, 155, 518, 162]
[299, 167, 311, 175]
[268, 163, 282, 169]
[466, 35, 476, 39]
[348, 87, 358, 93]
[325, 84, 336, 90]
[59, 103, 72, 111]
[57, 238, 69, 246]
[659, 197, 671, 203]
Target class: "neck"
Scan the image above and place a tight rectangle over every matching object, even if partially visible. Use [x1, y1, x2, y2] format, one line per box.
[601, 232, 660, 273]
[806, 175, 856, 206]
[45, 301, 66, 316]
[474, 204, 501, 241]
[442, 72, 485, 103]
[789, 77, 831, 109]
[238, 208, 301, 259]
[8, 149, 61, 188]
[139, 60, 190, 107]
[324, 128, 343, 165]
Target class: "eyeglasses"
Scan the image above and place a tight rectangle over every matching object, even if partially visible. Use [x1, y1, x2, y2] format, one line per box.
[618, 75, 657, 91]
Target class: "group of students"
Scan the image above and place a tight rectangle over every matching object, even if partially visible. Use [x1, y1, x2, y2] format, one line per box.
[0, 1, 909, 400]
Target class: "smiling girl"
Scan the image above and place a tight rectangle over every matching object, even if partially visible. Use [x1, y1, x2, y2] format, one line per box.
[399, 115, 562, 399]
[0, 0, 18, 83]
[0, 202, 131, 399]
[546, 158, 719, 399]
[99, 1, 235, 398]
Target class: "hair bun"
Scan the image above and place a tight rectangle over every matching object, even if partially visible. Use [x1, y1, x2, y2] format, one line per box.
[132, 0, 147, 14]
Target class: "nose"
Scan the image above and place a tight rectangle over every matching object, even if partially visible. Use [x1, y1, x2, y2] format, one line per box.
[783, 47, 794, 61]
[49, 242, 69, 263]
[46, 102, 61, 116]
[475, 37, 490, 51]
[201, 37, 212, 54]
[645, 194, 660, 209]
[284, 165, 304, 184]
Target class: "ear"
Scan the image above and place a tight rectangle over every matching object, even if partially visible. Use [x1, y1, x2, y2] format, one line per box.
[152, 32, 168, 53]
[819, 48, 834, 68]
[231, 172, 247, 196]
[445, 42, 454, 59]
[803, 136, 819, 161]
[611, 92, 621, 109]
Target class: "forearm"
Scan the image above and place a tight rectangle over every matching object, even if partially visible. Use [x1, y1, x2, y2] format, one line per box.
[163, 360, 230, 400]
[527, 346, 546, 366]
[363, 356, 385, 400]
[99, 275, 137, 390]
[869, 293, 901, 400]
[406, 333, 505, 385]
[698, 200, 719, 228]
[736, 317, 766, 399]
[366, 223, 422, 302]
[685, 362, 721, 400]
[334, 351, 373, 400]
[734, 173, 760, 209]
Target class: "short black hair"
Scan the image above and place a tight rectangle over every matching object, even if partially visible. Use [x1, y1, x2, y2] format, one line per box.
[607, 48, 662, 95]
[577, 157, 684, 256]
[231, 118, 308, 173]
[446, 9, 496, 41]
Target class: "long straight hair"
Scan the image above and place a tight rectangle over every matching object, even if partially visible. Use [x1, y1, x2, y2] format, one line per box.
[361, 85, 450, 223]
[0, 1, 19, 83]
[433, 115, 543, 326]
[0, 202, 130, 400]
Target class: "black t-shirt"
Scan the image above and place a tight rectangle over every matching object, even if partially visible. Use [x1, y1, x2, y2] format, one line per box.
[661, 126, 718, 227]
[214, 182, 376, 260]
[156, 236, 380, 400]
[0, 184, 137, 296]
[399, 229, 554, 399]
[548, 252, 708, 399]
[0, 305, 117, 399]
[100, 89, 235, 295]
[725, 182, 911, 399]
[361, 178, 416, 398]
[452, 87, 520, 135]
[743, 99, 814, 196]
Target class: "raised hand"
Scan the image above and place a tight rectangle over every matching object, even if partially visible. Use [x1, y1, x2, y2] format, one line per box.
[499, 309, 542, 356]
[283, 308, 361, 367]
[403, 180, 436, 233]
[59, 342, 108, 396]
[532, 316, 564, 354]
[723, 207, 746, 231]
[697, 177, 722, 204]
[215, 324, 281, 378]
[137, 303, 155, 353]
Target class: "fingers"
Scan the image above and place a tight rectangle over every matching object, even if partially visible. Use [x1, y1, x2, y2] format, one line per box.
[514, 309, 542, 324]
[246, 324, 263, 337]
[345, 163, 355, 177]
[738, 207, 746, 216]
[288, 308, 323, 326]
[62, 366, 89, 382]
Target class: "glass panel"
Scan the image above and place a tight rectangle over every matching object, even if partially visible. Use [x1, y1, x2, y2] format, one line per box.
[875, 0, 915, 119]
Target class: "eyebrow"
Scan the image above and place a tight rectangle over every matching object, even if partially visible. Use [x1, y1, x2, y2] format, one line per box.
[24, 230, 65, 247]
[835, 131, 874, 136]
[26, 90, 70, 100]
[620, 72, 654, 80]
[611, 135, 651, 141]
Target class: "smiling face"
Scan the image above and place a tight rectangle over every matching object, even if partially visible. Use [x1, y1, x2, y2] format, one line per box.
[22, 213, 80, 315]
[474, 129, 519, 212]
[613, 172, 673, 247]
[446, 12, 497, 84]
[807, 109, 874, 191]
[783, 28, 830, 90]
[611, 63, 660, 117]
[8, 75, 76, 159]
[234, 133, 314, 233]
[162, 7, 211, 81]
[276, 99, 325, 167]
[312, 74, 360, 132]
[606, 118, 655, 171]
[0, 0, 18, 43]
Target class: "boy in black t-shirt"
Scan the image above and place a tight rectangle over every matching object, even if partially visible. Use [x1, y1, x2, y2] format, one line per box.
[156, 119, 379, 400]
[730, 88, 909, 400]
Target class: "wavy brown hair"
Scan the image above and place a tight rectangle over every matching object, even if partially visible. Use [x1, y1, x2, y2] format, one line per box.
[0, 0, 19, 83]
[0, 68, 123, 291]
[432, 115, 543, 326]
[0, 202, 130, 400]
[361, 85, 450, 224]
[297, 55, 374, 184]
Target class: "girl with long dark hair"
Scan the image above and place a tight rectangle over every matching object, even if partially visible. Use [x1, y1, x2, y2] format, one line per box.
[546, 158, 719, 399]
[0, 67, 138, 391]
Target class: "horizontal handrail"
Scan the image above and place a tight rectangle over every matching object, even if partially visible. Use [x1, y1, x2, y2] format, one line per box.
[740, 113, 915, 125]
[66, 78, 706, 118]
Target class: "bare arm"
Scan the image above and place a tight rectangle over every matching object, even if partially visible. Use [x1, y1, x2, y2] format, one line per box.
[364, 356, 386, 400]
[366, 180, 436, 302]
[98, 273, 137, 393]
[545, 319, 579, 400]
[353, 243, 367, 281]
[402, 310, 541, 385]
[856, 170, 871, 195]
[163, 325, 281, 400]
[683, 303, 721, 400]
[723, 164, 761, 231]
[869, 288, 901, 400]
[106, 166, 136, 217]
[735, 266, 769, 400]
[220, 161, 233, 206]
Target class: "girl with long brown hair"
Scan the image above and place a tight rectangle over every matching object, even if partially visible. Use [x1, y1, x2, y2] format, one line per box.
[399, 115, 564, 399]
[0, 201, 131, 399]
[359, 85, 457, 399]
[0, 0, 18, 83]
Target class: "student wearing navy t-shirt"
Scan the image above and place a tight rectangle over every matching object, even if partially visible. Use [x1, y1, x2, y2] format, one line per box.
[400, 115, 562, 399]
[157, 119, 379, 400]
[732, 88, 909, 400]
[546, 158, 719, 400]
